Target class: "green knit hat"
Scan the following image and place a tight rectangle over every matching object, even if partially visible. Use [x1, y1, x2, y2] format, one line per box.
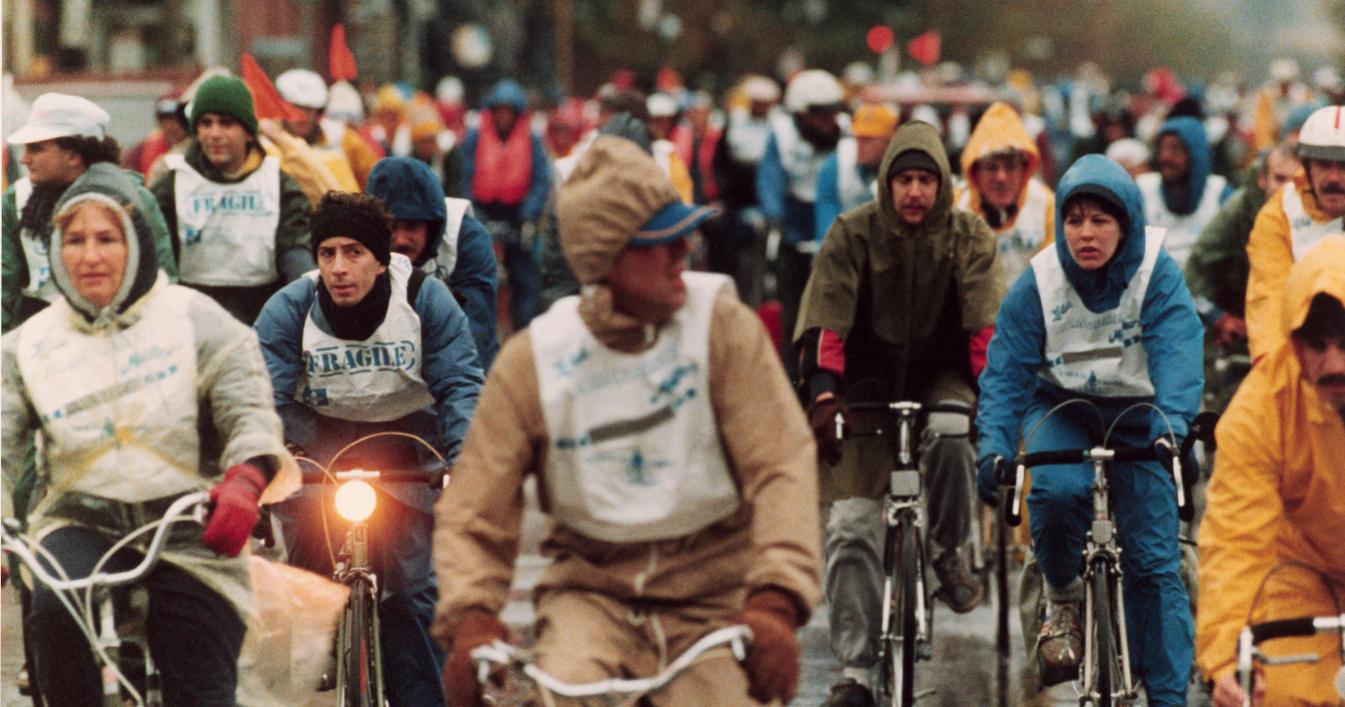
[190, 76, 258, 135]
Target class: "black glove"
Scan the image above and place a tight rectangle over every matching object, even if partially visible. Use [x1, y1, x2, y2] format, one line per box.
[976, 455, 1003, 507]
[807, 393, 848, 466]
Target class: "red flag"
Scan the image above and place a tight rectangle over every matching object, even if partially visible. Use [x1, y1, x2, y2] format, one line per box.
[329, 24, 358, 82]
[907, 31, 941, 67]
[240, 53, 305, 121]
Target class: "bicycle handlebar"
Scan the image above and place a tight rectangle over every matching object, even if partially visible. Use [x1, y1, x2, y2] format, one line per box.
[844, 400, 974, 417]
[300, 463, 449, 489]
[1236, 614, 1345, 705]
[999, 445, 1182, 528]
[471, 624, 753, 698]
[1, 491, 209, 591]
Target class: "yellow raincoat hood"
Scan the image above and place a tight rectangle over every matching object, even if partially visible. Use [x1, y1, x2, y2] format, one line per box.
[1281, 234, 1345, 338]
[959, 101, 1040, 211]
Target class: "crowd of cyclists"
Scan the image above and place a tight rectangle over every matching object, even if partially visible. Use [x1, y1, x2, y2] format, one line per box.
[0, 39, 1342, 707]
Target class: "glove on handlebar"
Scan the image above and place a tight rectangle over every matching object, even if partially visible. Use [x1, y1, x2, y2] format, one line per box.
[203, 463, 267, 557]
[443, 610, 508, 707]
[976, 455, 1003, 507]
[806, 393, 848, 466]
[733, 587, 802, 704]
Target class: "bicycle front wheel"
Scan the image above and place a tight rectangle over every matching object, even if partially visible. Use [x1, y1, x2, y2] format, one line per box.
[338, 579, 383, 707]
[882, 523, 919, 707]
[1089, 560, 1117, 707]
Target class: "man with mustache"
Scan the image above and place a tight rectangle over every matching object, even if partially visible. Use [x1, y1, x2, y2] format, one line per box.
[1246, 105, 1345, 360]
[150, 75, 314, 324]
[1196, 236, 1345, 707]
[1136, 115, 1232, 270]
[795, 120, 1004, 705]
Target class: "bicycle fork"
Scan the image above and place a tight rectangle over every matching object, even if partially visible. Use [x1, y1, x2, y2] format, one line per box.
[1080, 459, 1136, 703]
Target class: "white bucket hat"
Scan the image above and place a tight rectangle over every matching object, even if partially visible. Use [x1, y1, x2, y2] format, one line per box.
[7, 93, 110, 145]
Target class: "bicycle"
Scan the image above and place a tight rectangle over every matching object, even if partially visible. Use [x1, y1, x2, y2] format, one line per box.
[470, 624, 753, 706]
[998, 402, 1194, 706]
[289, 459, 448, 707]
[1, 492, 209, 707]
[836, 399, 979, 706]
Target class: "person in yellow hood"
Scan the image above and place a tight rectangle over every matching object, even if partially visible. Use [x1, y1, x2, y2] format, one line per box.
[1244, 105, 1345, 361]
[1197, 235, 1345, 706]
[956, 101, 1055, 288]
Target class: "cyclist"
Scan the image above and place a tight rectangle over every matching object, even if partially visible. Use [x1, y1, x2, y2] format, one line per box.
[1197, 236, 1345, 707]
[1, 163, 295, 705]
[150, 74, 314, 324]
[3, 92, 178, 332]
[975, 154, 1203, 704]
[254, 191, 483, 707]
[435, 136, 820, 706]
[274, 68, 363, 192]
[1245, 105, 1345, 361]
[796, 119, 1004, 705]
[955, 100, 1056, 288]
[813, 102, 898, 240]
[366, 156, 500, 370]
[1135, 115, 1233, 270]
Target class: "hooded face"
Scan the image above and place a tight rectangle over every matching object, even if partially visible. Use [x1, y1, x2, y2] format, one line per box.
[1156, 133, 1190, 185]
[390, 219, 430, 261]
[604, 236, 691, 323]
[876, 121, 954, 234]
[1294, 332, 1345, 408]
[58, 201, 128, 309]
[889, 169, 940, 225]
[1062, 196, 1123, 270]
[971, 153, 1028, 211]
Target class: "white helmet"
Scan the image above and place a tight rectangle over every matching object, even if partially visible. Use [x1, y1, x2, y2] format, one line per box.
[784, 69, 843, 113]
[276, 69, 329, 110]
[1297, 105, 1345, 162]
[646, 93, 679, 118]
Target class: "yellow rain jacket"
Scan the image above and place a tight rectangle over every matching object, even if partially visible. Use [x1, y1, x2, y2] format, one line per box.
[1244, 169, 1344, 360]
[954, 102, 1055, 287]
[1197, 236, 1345, 704]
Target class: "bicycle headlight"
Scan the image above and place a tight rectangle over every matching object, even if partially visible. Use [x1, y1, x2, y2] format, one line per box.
[334, 480, 377, 522]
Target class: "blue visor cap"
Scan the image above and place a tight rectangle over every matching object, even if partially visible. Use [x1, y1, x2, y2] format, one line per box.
[628, 201, 721, 247]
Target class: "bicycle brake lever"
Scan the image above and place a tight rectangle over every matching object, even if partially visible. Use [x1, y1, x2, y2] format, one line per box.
[835, 412, 845, 441]
[1172, 457, 1186, 510]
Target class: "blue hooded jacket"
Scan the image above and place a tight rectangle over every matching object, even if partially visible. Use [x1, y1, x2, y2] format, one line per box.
[1156, 116, 1219, 216]
[976, 155, 1204, 460]
[367, 157, 499, 370]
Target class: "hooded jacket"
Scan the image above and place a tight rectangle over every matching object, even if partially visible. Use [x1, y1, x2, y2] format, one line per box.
[954, 102, 1056, 286]
[367, 157, 500, 370]
[976, 155, 1205, 462]
[1245, 167, 1345, 360]
[1135, 116, 1231, 268]
[795, 121, 1003, 502]
[2, 167, 179, 332]
[1196, 237, 1345, 702]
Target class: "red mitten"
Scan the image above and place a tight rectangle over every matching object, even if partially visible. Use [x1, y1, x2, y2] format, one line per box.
[732, 588, 803, 704]
[202, 463, 266, 557]
[442, 610, 508, 707]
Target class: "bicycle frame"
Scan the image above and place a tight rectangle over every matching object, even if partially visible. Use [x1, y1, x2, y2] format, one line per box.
[1236, 613, 1345, 705]
[1075, 450, 1137, 704]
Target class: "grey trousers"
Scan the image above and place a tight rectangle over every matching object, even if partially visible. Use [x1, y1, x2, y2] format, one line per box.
[823, 408, 977, 668]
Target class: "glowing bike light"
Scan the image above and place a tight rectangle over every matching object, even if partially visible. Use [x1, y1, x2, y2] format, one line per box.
[335, 480, 377, 522]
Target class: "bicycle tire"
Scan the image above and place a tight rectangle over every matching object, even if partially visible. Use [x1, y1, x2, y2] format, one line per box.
[1090, 561, 1116, 707]
[882, 523, 919, 707]
[994, 502, 1010, 657]
[339, 580, 380, 707]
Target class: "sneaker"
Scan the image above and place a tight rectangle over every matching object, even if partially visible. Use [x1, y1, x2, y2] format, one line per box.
[1036, 601, 1083, 686]
[933, 548, 983, 613]
[821, 678, 876, 707]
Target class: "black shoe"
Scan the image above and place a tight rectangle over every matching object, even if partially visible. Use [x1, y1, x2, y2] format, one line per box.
[821, 677, 876, 707]
[933, 548, 983, 613]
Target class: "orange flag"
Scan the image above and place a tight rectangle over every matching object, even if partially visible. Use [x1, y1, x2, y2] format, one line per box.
[240, 53, 305, 121]
[329, 24, 358, 82]
[907, 30, 941, 67]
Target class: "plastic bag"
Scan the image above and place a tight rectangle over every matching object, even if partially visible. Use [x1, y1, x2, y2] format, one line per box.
[236, 556, 349, 706]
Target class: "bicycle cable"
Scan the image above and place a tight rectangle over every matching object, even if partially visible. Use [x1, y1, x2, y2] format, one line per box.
[1020, 397, 1106, 452]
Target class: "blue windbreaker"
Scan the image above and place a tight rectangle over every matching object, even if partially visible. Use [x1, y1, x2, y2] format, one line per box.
[367, 156, 500, 370]
[976, 154, 1204, 459]
[1155, 116, 1233, 215]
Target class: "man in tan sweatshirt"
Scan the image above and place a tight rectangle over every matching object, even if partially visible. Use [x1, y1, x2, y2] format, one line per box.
[432, 136, 821, 706]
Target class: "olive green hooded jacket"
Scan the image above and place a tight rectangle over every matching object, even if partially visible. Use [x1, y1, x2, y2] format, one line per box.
[794, 121, 1004, 501]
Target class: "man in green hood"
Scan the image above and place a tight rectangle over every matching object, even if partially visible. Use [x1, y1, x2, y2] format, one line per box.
[796, 120, 1004, 704]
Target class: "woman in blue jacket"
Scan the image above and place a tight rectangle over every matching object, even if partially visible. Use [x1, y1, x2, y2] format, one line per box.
[975, 155, 1202, 705]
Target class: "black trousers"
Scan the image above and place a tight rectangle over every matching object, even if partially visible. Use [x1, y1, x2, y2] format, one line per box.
[27, 525, 245, 706]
